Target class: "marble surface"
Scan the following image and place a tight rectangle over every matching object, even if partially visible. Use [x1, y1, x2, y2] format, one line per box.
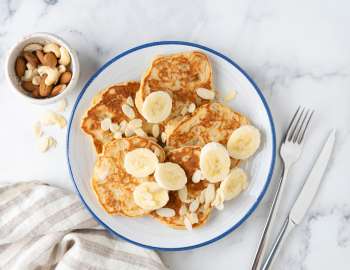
[0, 0, 349, 269]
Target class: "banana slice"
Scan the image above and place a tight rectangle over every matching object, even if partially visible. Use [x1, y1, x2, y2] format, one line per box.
[219, 167, 248, 201]
[142, 91, 172, 123]
[133, 182, 169, 210]
[124, 148, 158, 177]
[200, 142, 231, 183]
[154, 162, 187, 190]
[227, 125, 261, 159]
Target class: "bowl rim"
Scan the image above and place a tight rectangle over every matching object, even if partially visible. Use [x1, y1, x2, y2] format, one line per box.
[66, 40, 277, 251]
[5, 32, 80, 105]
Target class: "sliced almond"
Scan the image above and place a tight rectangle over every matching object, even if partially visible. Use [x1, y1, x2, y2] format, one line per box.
[110, 123, 120, 133]
[196, 88, 215, 100]
[179, 205, 187, 216]
[178, 186, 189, 203]
[161, 132, 167, 143]
[224, 90, 237, 102]
[189, 199, 199, 212]
[199, 190, 205, 204]
[134, 128, 147, 138]
[192, 169, 202, 183]
[100, 118, 112, 131]
[188, 103, 196, 113]
[184, 217, 192, 231]
[113, 131, 122, 139]
[33, 122, 42, 138]
[204, 184, 215, 206]
[126, 96, 134, 107]
[180, 106, 188, 116]
[38, 137, 50, 153]
[124, 127, 135, 137]
[127, 118, 142, 129]
[156, 208, 176, 218]
[119, 120, 128, 132]
[152, 124, 160, 138]
[121, 104, 135, 119]
[187, 212, 199, 224]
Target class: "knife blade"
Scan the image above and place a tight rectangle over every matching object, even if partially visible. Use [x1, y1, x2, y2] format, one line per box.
[289, 129, 336, 225]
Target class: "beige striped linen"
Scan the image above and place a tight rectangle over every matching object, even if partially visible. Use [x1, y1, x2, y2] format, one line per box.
[0, 181, 168, 270]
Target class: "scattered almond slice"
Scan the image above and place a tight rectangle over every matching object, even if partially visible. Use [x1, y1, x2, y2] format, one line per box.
[199, 190, 205, 204]
[178, 186, 189, 203]
[119, 120, 128, 132]
[126, 96, 134, 107]
[161, 132, 167, 143]
[33, 122, 42, 138]
[56, 98, 67, 112]
[179, 205, 187, 216]
[110, 123, 120, 133]
[196, 88, 215, 100]
[48, 136, 57, 148]
[187, 212, 199, 224]
[128, 119, 142, 129]
[184, 217, 192, 231]
[38, 136, 56, 153]
[134, 128, 147, 138]
[152, 124, 160, 138]
[180, 106, 188, 116]
[41, 111, 66, 128]
[121, 104, 135, 119]
[113, 131, 122, 139]
[156, 208, 176, 218]
[189, 199, 199, 212]
[100, 118, 111, 131]
[204, 184, 215, 207]
[124, 127, 135, 137]
[224, 90, 237, 102]
[188, 103, 196, 113]
[192, 169, 202, 183]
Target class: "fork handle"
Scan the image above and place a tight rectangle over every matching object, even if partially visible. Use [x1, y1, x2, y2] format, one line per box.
[261, 217, 295, 270]
[251, 166, 290, 270]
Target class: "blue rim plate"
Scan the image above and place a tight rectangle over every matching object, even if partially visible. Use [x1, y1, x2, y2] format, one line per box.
[66, 41, 276, 251]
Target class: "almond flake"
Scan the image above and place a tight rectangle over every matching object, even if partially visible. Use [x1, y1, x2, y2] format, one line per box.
[204, 184, 215, 206]
[38, 137, 50, 153]
[189, 199, 199, 212]
[119, 120, 128, 132]
[188, 103, 196, 113]
[48, 136, 57, 148]
[199, 190, 205, 204]
[41, 111, 66, 128]
[161, 132, 167, 143]
[196, 88, 215, 100]
[128, 118, 142, 129]
[110, 123, 120, 133]
[180, 106, 188, 116]
[224, 90, 237, 102]
[134, 128, 147, 138]
[152, 124, 160, 138]
[113, 131, 122, 139]
[187, 212, 199, 224]
[179, 205, 188, 216]
[33, 122, 42, 138]
[178, 187, 188, 203]
[184, 217, 192, 231]
[121, 104, 135, 119]
[124, 127, 135, 137]
[192, 169, 202, 183]
[126, 96, 134, 107]
[100, 118, 112, 131]
[156, 208, 176, 218]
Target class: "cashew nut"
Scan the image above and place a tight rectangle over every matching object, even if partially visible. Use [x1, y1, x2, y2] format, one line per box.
[26, 62, 35, 70]
[37, 66, 60, 86]
[58, 46, 71, 66]
[58, 64, 66, 74]
[43, 43, 61, 58]
[24, 43, 43, 52]
[21, 69, 38, 81]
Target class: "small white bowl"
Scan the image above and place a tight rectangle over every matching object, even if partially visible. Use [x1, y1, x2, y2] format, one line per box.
[5, 32, 80, 105]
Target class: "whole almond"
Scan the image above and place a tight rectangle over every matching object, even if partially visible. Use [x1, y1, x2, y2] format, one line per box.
[23, 51, 39, 68]
[15, 56, 26, 77]
[43, 52, 57, 67]
[21, 81, 38, 92]
[35, 50, 45, 64]
[51, 84, 66, 97]
[59, 71, 72, 84]
[39, 75, 52, 97]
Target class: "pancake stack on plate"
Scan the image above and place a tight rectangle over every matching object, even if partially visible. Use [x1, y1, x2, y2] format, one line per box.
[81, 51, 261, 230]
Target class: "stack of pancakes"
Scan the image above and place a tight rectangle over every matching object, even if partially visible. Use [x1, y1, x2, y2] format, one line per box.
[82, 51, 248, 229]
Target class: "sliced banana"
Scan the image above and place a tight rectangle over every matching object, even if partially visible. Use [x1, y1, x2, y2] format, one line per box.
[219, 167, 248, 201]
[227, 125, 261, 159]
[154, 162, 187, 191]
[141, 91, 172, 123]
[200, 142, 231, 183]
[133, 182, 169, 210]
[124, 148, 158, 177]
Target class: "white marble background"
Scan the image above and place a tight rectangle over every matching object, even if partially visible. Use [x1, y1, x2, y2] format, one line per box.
[0, 0, 349, 269]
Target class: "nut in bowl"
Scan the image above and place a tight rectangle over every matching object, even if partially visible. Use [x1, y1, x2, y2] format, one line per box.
[6, 32, 79, 104]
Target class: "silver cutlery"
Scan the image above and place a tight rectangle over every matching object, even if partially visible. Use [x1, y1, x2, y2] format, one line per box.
[251, 107, 314, 270]
[262, 129, 336, 269]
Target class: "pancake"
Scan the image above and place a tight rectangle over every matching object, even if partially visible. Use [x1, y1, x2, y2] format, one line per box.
[151, 146, 214, 229]
[81, 81, 153, 153]
[92, 136, 165, 217]
[135, 51, 213, 124]
[165, 102, 249, 149]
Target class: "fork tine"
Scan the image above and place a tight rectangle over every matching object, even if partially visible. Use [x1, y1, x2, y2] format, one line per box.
[293, 109, 310, 143]
[289, 107, 305, 141]
[297, 110, 314, 144]
[285, 106, 301, 141]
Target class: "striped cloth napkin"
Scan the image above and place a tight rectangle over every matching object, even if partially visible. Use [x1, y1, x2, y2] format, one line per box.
[0, 181, 167, 270]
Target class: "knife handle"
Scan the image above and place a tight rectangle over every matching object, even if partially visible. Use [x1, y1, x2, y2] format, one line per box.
[261, 217, 295, 270]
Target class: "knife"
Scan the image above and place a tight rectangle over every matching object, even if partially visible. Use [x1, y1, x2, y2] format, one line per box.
[261, 130, 336, 270]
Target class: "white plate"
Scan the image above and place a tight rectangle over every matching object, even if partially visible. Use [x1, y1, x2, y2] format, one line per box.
[67, 41, 276, 251]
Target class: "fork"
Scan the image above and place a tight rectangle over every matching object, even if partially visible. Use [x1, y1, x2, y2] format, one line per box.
[251, 107, 314, 270]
